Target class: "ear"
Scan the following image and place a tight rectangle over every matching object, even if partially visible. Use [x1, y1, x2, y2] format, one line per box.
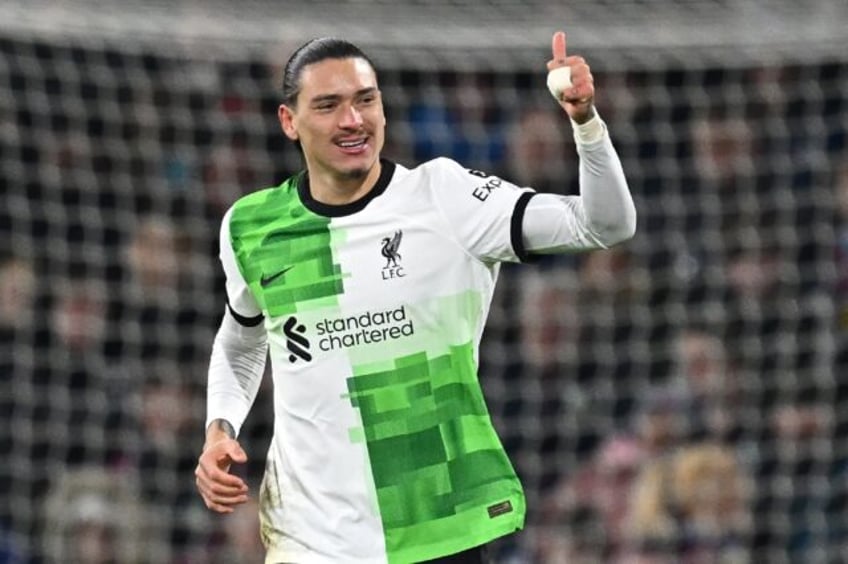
[278, 104, 298, 141]
[379, 90, 387, 127]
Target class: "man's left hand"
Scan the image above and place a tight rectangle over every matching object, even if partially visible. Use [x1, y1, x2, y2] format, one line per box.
[547, 30, 595, 124]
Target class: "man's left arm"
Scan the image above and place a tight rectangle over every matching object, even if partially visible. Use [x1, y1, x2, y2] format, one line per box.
[521, 29, 636, 253]
[521, 112, 636, 252]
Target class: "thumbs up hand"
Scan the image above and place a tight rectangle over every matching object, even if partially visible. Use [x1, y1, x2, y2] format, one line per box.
[546, 30, 595, 124]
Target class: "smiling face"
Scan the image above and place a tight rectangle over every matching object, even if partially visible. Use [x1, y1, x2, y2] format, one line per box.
[279, 57, 385, 187]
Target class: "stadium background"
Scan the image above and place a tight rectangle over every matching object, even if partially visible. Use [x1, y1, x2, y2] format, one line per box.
[1, 0, 847, 562]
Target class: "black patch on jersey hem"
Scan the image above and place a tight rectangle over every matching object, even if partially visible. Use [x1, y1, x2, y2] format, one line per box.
[487, 500, 513, 518]
[298, 159, 396, 218]
[510, 191, 537, 263]
[227, 299, 264, 327]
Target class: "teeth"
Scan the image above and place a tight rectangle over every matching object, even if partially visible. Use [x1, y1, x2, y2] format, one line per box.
[338, 140, 365, 148]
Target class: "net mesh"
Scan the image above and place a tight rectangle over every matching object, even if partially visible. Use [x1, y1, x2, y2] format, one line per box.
[0, 1, 846, 562]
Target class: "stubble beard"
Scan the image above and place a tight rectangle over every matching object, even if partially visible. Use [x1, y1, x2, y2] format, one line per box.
[338, 166, 370, 181]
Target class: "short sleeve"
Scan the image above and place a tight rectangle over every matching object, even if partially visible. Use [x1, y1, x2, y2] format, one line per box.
[220, 207, 263, 321]
[430, 158, 536, 263]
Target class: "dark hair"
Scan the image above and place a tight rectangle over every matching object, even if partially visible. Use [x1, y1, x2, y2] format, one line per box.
[281, 37, 377, 107]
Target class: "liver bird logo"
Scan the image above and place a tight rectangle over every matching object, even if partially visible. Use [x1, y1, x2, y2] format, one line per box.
[381, 230, 402, 268]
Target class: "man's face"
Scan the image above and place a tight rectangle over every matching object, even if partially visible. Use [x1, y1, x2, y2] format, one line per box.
[279, 57, 385, 181]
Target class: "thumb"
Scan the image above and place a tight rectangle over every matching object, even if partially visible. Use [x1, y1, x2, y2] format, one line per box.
[217, 440, 247, 466]
[552, 30, 567, 62]
[226, 441, 248, 464]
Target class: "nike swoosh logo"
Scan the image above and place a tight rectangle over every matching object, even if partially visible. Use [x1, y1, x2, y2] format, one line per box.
[260, 266, 294, 287]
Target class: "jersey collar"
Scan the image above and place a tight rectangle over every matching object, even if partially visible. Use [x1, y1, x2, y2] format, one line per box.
[297, 159, 396, 218]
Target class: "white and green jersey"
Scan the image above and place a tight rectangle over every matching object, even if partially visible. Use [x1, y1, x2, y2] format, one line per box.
[209, 117, 636, 562]
[223, 157, 534, 563]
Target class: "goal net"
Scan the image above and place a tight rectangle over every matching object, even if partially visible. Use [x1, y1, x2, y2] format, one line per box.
[0, 0, 846, 562]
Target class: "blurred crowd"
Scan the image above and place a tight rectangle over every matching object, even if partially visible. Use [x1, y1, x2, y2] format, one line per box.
[0, 35, 845, 563]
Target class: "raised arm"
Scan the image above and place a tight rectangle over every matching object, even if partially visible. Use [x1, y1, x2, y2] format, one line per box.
[521, 29, 636, 253]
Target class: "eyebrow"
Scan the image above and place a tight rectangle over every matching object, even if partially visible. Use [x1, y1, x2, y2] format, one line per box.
[309, 87, 378, 105]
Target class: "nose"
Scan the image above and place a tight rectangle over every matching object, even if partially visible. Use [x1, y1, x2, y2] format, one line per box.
[339, 104, 363, 129]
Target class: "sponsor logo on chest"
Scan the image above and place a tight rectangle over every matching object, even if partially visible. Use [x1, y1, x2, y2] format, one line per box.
[283, 306, 415, 363]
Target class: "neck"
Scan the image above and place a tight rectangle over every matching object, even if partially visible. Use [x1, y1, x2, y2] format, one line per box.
[308, 160, 383, 205]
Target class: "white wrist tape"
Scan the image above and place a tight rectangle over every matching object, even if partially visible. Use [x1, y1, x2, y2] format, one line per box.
[571, 114, 606, 145]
